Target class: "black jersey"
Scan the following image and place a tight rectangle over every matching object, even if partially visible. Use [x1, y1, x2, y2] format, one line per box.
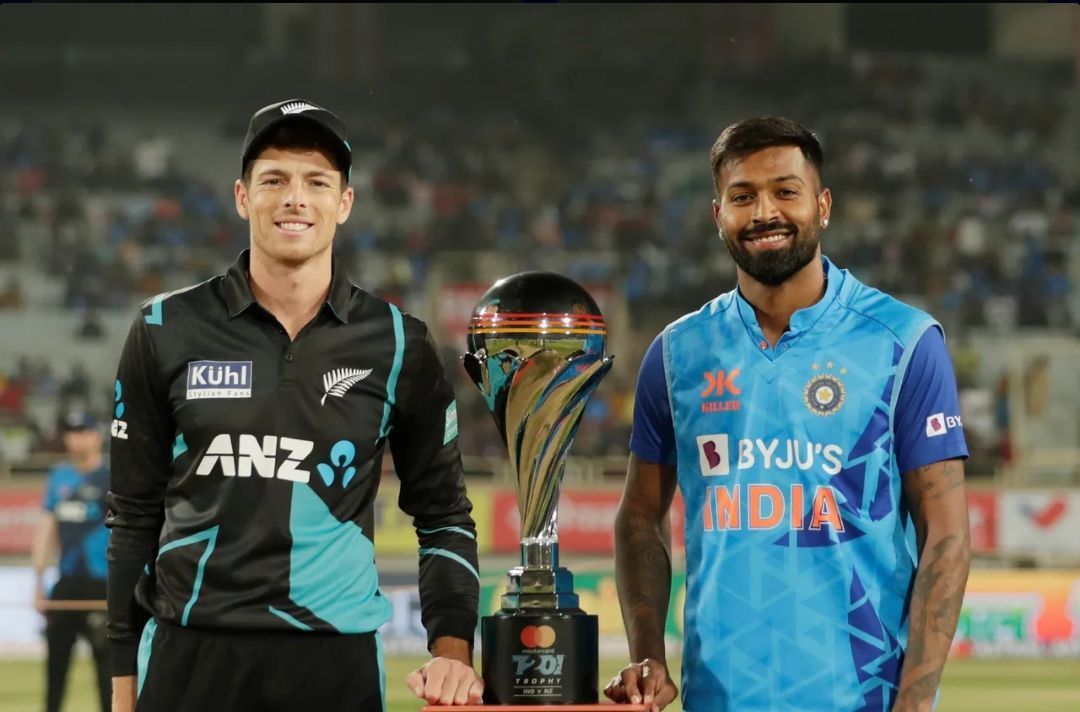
[106, 249, 479, 675]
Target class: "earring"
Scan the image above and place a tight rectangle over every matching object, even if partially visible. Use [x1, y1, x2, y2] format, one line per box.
[822, 218, 829, 227]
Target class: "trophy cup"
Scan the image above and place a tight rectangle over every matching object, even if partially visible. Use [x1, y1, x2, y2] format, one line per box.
[462, 271, 614, 705]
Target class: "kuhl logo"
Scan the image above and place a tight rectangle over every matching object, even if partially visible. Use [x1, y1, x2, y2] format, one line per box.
[186, 361, 252, 399]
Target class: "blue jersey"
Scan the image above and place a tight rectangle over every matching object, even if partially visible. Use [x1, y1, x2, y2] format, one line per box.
[43, 461, 110, 580]
[631, 257, 968, 712]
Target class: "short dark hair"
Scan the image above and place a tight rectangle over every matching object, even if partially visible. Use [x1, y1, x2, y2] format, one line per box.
[709, 116, 824, 193]
[242, 121, 347, 188]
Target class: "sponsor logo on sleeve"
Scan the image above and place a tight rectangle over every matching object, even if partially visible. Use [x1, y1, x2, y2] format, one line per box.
[444, 401, 459, 445]
[926, 412, 962, 437]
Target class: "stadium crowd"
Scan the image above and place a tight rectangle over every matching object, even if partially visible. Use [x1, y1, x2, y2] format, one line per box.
[1, 53, 1076, 479]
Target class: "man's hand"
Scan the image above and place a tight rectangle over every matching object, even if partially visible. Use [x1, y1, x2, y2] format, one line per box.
[406, 657, 483, 706]
[112, 675, 136, 712]
[34, 591, 47, 616]
[603, 658, 678, 712]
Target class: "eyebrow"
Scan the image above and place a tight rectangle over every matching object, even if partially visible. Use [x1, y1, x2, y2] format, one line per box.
[255, 168, 335, 179]
[727, 175, 806, 190]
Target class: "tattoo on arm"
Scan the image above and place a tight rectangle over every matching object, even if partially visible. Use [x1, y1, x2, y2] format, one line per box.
[615, 502, 672, 662]
[915, 459, 966, 502]
[895, 459, 971, 711]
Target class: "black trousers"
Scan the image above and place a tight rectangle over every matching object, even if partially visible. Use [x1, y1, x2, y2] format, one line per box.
[136, 619, 385, 712]
[45, 576, 110, 712]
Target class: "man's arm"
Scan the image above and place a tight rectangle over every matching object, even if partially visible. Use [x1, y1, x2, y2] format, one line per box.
[106, 311, 174, 709]
[605, 454, 679, 711]
[391, 321, 481, 705]
[895, 458, 971, 712]
[30, 511, 58, 614]
[616, 454, 678, 662]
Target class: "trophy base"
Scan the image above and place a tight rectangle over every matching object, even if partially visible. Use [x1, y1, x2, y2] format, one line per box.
[481, 609, 598, 705]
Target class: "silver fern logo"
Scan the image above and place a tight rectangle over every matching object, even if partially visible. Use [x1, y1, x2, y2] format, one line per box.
[280, 101, 318, 115]
[321, 368, 372, 405]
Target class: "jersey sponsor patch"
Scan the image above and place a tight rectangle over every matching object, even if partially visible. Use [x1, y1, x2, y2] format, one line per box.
[925, 412, 962, 437]
[444, 401, 459, 444]
[697, 434, 730, 476]
[186, 360, 252, 399]
[697, 434, 846, 477]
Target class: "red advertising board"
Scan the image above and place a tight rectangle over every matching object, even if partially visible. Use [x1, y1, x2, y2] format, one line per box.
[967, 489, 998, 554]
[0, 488, 44, 554]
[491, 488, 685, 555]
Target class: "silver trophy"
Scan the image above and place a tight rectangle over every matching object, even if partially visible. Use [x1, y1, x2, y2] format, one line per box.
[463, 271, 614, 705]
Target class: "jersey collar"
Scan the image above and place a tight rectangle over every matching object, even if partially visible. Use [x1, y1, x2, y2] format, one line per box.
[221, 249, 353, 324]
[734, 255, 846, 340]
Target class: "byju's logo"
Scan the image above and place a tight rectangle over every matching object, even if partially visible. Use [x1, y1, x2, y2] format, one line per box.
[696, 434, 845, 477]
[111, 380, 129, 440]
[317, 440, 358, 487]
[697, 434, 730, 476]
[186, 361, 252, 399]
[926, 412, 962, 438]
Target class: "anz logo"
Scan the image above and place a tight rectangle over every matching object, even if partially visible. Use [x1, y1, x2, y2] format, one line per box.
[111, 380, 129, 440]
[194, 434, 361, 487]
[318, 440, 358, 487]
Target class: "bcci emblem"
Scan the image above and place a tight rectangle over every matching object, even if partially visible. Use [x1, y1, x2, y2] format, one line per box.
[804, 368, 846, 416]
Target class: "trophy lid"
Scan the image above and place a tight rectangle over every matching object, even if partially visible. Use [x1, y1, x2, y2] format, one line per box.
[465, 271, 607, 364]
[471, 271, 603, 319]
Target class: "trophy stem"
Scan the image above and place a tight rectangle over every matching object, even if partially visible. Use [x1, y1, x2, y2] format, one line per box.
[520, 506, 560, 568]
[520, 540, 559, 569]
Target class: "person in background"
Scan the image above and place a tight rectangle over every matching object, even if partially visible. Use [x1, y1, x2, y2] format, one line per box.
[31, 410, 111, 712]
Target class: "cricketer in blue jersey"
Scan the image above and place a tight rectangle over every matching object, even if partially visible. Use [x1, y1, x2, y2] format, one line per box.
[31, 411, 111, 712]
[605, 117, 971, 712]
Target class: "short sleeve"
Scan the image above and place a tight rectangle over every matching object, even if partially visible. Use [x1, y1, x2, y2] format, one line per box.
[629, 333, 676, 466]
[895, 326, 970, 474]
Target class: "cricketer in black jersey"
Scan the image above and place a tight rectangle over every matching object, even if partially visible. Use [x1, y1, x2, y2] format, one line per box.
[106, 248, 480, 675]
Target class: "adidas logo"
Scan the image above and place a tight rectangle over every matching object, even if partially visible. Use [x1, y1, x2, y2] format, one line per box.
[280, 101, 319, 115]
[321, 368, 372, 405]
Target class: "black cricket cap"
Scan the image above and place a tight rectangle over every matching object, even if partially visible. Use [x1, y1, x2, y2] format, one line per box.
[240, 99, 352, 183]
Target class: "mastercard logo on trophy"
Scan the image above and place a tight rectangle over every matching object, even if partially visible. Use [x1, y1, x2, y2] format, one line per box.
[520, 625, 557, 649]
